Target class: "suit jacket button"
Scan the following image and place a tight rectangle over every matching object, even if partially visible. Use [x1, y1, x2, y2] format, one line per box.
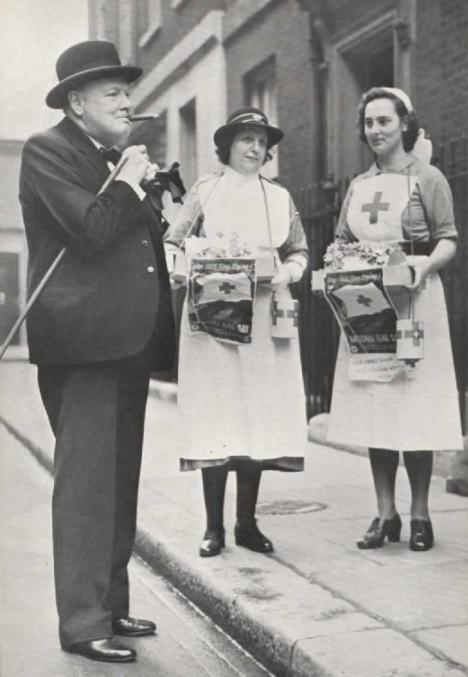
[147, 266, 155, 273]
[142, 239, 149, 247]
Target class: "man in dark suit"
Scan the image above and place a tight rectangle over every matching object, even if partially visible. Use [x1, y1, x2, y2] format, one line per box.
[19, 41, 175, 663]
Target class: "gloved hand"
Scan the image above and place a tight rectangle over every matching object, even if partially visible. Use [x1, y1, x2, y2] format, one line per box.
[270, 261, 303, 293]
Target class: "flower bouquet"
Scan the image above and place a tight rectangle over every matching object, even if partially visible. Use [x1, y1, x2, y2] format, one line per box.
[187, 231, 255, 259]
[312, 239, 412, 292]
[174, 231, 276, 282]
[323, 240, 404, 271]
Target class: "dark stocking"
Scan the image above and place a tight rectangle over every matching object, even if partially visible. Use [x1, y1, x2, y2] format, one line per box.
[202, 466, 228, 530]
[403, 450, 433, 520]
[369, 447, 400, 520]
[236, 463, 262, 526]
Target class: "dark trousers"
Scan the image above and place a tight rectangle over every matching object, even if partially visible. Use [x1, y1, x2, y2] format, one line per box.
[38, 350, 151, 648]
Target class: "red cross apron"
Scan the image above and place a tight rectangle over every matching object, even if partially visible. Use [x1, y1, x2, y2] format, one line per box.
[343, 173, 418, 382]
[328, 172, 463, 450]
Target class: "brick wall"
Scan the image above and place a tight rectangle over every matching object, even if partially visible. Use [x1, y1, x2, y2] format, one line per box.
[89, 0, 468, 184]
[440, 1, 468, 139]
[137, 0, 225, 73]
[89, 0, 226, 70]
[318, 0, 394, 42]
[414, 0, 468, 145]
[223, 0, 319, 192]
[413, 0, 440, 141]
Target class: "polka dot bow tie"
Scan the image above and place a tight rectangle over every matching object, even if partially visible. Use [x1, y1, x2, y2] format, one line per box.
[100, 147, 122, 165]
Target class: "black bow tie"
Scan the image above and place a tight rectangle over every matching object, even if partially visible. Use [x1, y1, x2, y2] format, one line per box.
[100, 147, 122, 165]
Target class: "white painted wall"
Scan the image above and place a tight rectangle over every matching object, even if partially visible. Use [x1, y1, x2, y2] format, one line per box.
[132, 12, 227, 186]
[160, 45, 227, 181]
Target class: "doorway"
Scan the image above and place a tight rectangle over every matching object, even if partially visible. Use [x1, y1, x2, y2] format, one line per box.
[332, 18, 395, 180]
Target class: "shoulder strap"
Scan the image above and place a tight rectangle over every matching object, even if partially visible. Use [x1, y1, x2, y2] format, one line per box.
[259, 176, 279, 273]
[177, 175, 223, 251]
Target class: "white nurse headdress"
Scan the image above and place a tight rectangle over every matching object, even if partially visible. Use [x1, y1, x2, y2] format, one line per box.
[380, 87, 432, 164]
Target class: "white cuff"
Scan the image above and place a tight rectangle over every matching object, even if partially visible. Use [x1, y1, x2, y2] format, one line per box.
[164, 243, 179, 274]
[120, 178, 146, 201]
[284, 260, 305, 283]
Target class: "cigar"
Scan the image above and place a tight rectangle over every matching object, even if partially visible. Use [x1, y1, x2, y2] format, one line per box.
[129, 114, 159, 122]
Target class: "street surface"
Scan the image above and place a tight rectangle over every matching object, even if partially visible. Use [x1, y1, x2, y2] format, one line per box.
[1, 361, 468, 677]
[0, 423, 272, 677]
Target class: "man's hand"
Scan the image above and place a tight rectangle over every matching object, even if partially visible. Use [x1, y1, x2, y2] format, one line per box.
[118, 145, 152, 186]
[143, 162, 161, 183]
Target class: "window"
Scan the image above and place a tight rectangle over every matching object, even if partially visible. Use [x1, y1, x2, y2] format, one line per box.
[345, 41, 393, 91]
[139, 0, 162, 48]
[0, 252, 20, 346]
[118, 0, 137, 63]
[244, 58, 279, 179]
[90, 0, 108, 39]
[179, 99, 198, 191]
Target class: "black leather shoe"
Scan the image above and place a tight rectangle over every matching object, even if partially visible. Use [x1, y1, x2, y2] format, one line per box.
[234, 520, 273, 553]
[199, 527, 225, 557]
[410, 519, 434, 551]
[446, 477, 468, 497]
[112, 616, 156, 637]
[66, 638, 136, 662]
[356, 513, 402, 549]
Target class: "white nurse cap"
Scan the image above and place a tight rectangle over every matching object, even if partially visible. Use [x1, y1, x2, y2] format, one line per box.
[380, 87, 413, 112]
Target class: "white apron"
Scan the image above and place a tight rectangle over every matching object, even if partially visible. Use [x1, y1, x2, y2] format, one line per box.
[328, 172, 463, 451]
[178, 169, 307, 465]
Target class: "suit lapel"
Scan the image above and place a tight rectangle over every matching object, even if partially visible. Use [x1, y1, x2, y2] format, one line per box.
[57, 117, 110, 183]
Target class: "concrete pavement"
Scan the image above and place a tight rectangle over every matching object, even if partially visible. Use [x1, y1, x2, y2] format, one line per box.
[0, 424, 272, 677]
[1, 359, 468, 677]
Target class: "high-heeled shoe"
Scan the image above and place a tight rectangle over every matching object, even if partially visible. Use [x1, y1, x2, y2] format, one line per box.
[409, 519, 434, 551]
[199, 527, 225, 557]
[356, 513, 402, 549]
[234, 520, 273, 553]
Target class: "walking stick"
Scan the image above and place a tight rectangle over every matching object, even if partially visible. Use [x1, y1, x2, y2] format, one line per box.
[0, 156, 128, 360]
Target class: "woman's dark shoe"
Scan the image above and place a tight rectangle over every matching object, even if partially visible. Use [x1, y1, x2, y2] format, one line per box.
[409, 519, 434, 551]
[199, 527, 225, 557]
[234, 520, 273, 553]
[356, 513, 402, 549]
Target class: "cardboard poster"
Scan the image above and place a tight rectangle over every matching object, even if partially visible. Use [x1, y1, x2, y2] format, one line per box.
[188, 257, 256, 344]
[324, 268, 403, 381]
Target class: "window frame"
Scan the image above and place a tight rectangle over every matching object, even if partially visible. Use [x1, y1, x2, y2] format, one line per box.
[138, 0, 163, 48]
[244, 57, 279, 179]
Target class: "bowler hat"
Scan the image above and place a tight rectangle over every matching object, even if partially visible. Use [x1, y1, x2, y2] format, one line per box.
[46, 41, 143, 109]
[214, 107, 284, 148]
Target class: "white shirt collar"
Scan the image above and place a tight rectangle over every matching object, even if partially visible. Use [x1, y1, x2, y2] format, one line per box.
[86, 134, 105, 151]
